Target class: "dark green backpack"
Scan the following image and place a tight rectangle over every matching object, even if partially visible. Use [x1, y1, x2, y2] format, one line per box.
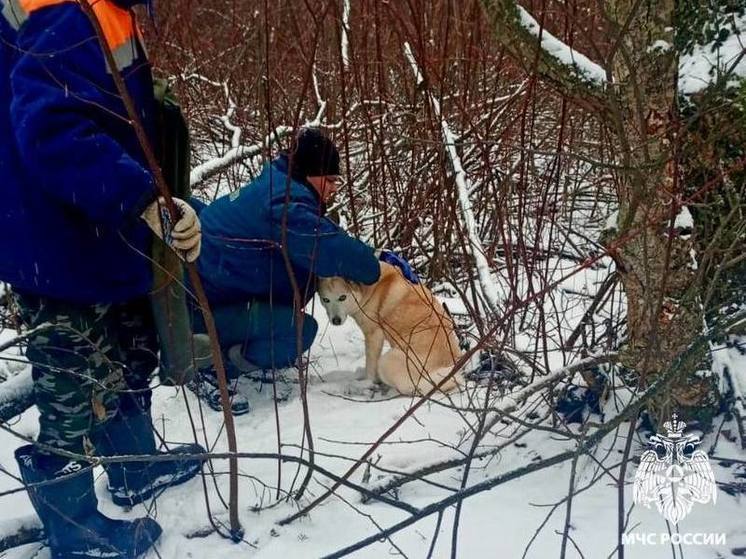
[150, 78, 207, 386]
[153, 78, 191, 200]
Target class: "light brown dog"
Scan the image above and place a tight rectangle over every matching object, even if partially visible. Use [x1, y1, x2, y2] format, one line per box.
[318, 262, 463, 396]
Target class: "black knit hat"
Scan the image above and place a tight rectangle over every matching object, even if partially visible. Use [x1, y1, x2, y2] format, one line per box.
[290, 128, 340, 178]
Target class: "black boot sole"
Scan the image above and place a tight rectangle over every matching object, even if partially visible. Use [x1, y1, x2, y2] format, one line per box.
[109, 462, 204, 507]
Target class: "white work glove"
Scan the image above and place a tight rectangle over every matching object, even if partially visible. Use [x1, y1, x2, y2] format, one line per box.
[141, 197, 201, 262]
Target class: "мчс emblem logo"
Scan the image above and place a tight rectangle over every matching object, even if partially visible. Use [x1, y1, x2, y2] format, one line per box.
[633, 413, 717, 524]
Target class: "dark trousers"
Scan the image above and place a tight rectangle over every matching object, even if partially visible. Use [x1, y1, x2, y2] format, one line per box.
[14, 291, 157, 454]
[192, 299, 317, 375]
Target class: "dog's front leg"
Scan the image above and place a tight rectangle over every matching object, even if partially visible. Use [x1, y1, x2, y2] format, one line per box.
[364, 329, 385, 383]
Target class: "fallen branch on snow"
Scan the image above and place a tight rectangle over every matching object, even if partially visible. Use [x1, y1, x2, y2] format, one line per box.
[362, 354, 615, 501]
[322, 323, 724, 558]
[0, 326, 42, 422]
[0, 515, 43, 553]
[0, 369, 34, 423]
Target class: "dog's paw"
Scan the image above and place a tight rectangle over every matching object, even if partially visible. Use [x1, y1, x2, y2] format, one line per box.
[364, 379, 390, 397]
[342, 379, 376, 397]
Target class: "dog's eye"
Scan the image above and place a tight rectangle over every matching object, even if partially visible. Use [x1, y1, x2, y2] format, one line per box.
[322, 297, 330, 303]
[339, 295, 347, 301]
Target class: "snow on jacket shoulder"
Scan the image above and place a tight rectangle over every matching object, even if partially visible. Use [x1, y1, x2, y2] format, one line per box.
[0, 0, 157, 303]
[196, 156, 380, 305]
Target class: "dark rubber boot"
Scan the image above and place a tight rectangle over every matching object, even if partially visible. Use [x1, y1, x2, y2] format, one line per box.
[15, 444, 161, 559]
[190, 368, 251, 416]
[92, 407, 205, 507]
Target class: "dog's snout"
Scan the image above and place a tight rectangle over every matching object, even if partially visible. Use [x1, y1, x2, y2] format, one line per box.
[332, 317, 342, 326]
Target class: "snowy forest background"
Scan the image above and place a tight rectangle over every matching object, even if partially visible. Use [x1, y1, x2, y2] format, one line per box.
[1, 0, 746, 557]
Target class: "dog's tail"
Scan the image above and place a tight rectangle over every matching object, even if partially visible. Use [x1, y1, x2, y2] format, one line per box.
[379, 349, 463, 395]
[378, 348, 466, 396]
[408, 364, 464, 395]
[430, 365, 465, 393]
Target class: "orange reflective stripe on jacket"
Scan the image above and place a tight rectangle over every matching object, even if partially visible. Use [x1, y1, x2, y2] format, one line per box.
[3, 0, 141, 70]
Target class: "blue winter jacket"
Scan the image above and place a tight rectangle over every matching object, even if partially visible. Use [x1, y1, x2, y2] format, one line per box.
[194, 155, 380, 306]
[0, 0, 157, 303]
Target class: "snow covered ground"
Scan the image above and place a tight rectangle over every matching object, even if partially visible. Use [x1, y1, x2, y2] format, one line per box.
[1, 293, 746, 559]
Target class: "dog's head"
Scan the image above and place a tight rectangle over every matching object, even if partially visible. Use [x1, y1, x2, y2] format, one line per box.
[318, 277, 359, 326]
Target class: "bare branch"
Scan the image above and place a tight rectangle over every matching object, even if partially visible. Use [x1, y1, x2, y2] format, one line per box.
[190, 125, 293, 188]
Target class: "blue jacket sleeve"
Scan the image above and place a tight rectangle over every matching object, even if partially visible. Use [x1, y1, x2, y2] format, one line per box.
[271, 199, 380, 285]
[9, 7, 156, 229]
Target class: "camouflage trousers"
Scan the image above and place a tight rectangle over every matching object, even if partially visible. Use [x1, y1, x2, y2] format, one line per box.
[14, 291, 158, 454]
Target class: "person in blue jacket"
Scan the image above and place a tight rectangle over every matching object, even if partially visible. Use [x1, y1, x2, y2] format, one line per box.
[191, 128, 386, 414]
[1, 2, 204, 557]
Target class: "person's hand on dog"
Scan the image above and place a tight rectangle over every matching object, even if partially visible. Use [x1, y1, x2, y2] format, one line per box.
[376, 249, 420, 284]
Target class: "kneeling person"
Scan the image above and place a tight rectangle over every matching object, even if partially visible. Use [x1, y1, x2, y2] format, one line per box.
[191, 129, 380, 414]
